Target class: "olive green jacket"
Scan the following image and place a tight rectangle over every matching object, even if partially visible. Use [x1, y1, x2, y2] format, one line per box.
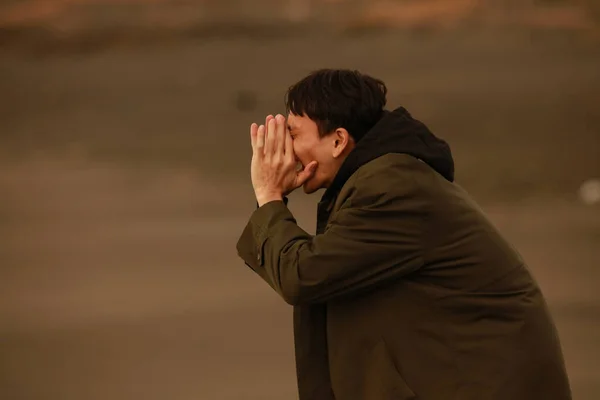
[236, 108, 571, 400]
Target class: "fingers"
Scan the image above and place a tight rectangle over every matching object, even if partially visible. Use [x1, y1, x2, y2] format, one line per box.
[276, 114, 286, 156]
[296, 161, 318, 187]
[256, 124, 266, 154]
[265, 115, 274, 155]
[250, 123, 258, 151]
[252, 115, 273, 156]
[265, 117, 277, 157]
[265, 115, 274, 127]
[284, 121, 294, 160]
[255, 114, 287, 160]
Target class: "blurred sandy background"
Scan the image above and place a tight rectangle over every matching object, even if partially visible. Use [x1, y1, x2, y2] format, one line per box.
[1, 1, 599, 399]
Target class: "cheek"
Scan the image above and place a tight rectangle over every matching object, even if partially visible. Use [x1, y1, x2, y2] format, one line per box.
[292, 141, 310, 161]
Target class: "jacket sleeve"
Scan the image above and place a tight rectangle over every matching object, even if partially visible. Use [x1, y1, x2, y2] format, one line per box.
[236, 167, 426, 305]
[256, 197, 288, 209]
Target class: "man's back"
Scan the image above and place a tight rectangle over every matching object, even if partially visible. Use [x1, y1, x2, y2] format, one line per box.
[320, 153, 571, 399]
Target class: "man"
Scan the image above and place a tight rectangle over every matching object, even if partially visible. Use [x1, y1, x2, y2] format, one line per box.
[236, 69, 571, 400]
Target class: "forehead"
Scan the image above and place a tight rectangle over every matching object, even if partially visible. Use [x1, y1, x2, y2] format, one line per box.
[287, 113, 315, 131]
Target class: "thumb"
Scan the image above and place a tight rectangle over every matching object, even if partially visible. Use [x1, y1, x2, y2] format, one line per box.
[296, 161, 318, 186]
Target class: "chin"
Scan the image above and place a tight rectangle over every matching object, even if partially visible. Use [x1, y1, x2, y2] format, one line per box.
[303, 186, 318, 195]
[302, 178, 323, 195]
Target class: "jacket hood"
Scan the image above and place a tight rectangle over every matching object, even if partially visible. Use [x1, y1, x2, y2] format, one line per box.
[322, 107, 455, 201]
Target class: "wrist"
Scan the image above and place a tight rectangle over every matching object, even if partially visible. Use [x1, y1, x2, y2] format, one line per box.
[256, 192, 284, 207]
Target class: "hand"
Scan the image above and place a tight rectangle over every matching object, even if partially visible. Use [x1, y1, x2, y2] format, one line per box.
[250, 114, 317, 206]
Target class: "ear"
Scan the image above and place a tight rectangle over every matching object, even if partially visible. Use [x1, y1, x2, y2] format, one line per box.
[331, 128, 354, 158]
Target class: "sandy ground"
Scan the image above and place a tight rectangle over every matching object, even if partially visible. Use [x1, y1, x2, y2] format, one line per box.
[0, 28, 599, 399]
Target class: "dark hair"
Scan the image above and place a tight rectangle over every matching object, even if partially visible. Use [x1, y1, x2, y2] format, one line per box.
[285, 69, 387, 142]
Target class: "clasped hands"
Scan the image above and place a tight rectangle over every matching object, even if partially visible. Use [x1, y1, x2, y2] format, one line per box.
[250, 114, 317, 207]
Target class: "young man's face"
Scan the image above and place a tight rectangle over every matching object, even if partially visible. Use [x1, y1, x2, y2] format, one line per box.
[287, 113, 351, 194]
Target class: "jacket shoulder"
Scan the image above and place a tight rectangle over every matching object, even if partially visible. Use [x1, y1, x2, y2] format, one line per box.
[359, 153, 429, 178]
[343, 154, 430, 209]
